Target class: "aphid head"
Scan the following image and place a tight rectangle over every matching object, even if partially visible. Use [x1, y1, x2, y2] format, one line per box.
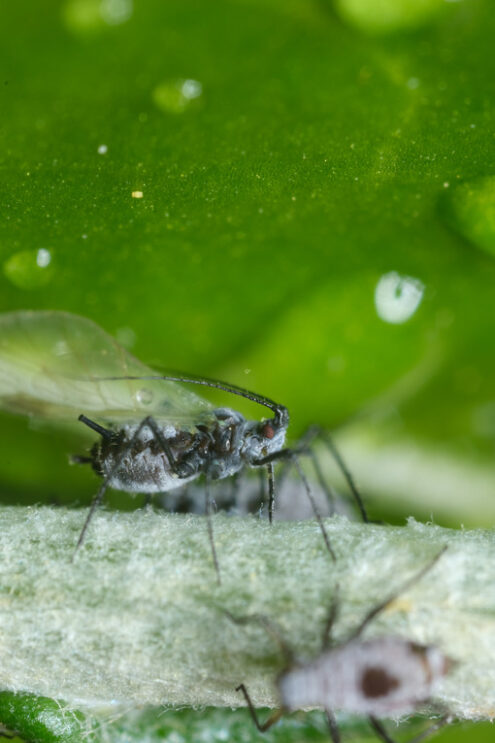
[241, 414, 289, 463]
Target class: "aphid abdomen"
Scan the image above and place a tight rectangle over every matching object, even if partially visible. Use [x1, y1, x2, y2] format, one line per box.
[95, 423, 201, 493]
[279, 637, 447, 717]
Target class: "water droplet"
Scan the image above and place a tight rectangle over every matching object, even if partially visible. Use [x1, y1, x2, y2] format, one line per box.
[446, 176, 495, 258]
[152, 79, 203, 115]
[131, 191, 143, 199]
[374, 271, 425, 324]
[181, 79, 202, 100]
[136, 388, 154, 406]
[62, 0, 131, 35]
[334, 0, 449, 34]
[99, 0, 132, 25]
[97, 144, 108, 155]
[62, 0, 102, 34]
[54, 340, 70, 357]
[36, 248, 51, 268]
[4, 249, 54, 290]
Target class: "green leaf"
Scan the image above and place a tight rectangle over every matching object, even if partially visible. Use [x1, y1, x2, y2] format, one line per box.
[1, 0, 495, 741]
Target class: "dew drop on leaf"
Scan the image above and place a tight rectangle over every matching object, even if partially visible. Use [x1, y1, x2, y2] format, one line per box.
[62, 0, 132, 35]
[334, 0, 450, 34]
[152, 79, 203, 115]
[135, 388, 154, 406]
[3, 249, 53, 290]
[374, 271, 425, 324]
[446, 176, 495, 258]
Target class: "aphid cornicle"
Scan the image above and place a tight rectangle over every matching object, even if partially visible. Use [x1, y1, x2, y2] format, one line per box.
[231, 548, 451, 743]
[0, 311, 366, 577]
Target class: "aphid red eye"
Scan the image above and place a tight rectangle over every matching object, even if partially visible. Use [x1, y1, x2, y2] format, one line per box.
[262, 423, 275, 439]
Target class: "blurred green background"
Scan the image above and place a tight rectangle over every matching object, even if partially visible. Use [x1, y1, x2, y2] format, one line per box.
[1, 0, 495, 740]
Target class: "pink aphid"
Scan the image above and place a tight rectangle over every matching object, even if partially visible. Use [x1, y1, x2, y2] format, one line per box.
[278, 635, 450, 717]
[234, 548, 451, 743]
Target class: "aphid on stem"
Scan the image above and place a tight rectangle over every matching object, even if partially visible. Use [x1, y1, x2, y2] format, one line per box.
[0, 310, 368, 581]
[227, 547, 452, 743]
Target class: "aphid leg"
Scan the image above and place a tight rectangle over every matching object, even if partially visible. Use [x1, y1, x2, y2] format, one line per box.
[72, 477, 111, 558]
[277, 429, 338, 516]
[407, 715, 451, 743]
[368, 716, 398, 743]
[254, 467, 266, 518]
[348, 546, 447, 641]
[205, 477, 221, 585]
[134, 415, 179, 473]
[325, 709, 342, 743]
[74, 414, 180, 557]
[291, 455, 336, 562]
[312, 426, 369, 523]
[287, 425, 368, 522]
[235, 684, 283, 732]
[254, 449, 336, 562]
[224, 611, 294, 666]
[230, 471, 241, 506]
[321, 584, 340, 649]
[369, 715, 451, 743]
[78, 414, 114, 441]
[266, 462, 275, 524]
[305, 447, 337, 515]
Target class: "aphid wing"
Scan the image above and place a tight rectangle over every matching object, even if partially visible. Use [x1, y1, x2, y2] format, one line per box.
[0, 311, 215, 424]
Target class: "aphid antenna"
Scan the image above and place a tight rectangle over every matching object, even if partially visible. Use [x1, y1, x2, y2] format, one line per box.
[321, 583, 340, 650]
[92, 373, 289, 427]
[347, 545, 448, 643]
[254, 448, 336, 562]
[223, 610, 294, 667]
[279, 424, 369, 523]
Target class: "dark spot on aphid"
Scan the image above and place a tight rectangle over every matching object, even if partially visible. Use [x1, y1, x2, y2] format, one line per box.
[361, 666, 400, 698]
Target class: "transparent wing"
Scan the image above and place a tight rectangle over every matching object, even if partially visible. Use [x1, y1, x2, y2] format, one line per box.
[0, 311, 216, 425]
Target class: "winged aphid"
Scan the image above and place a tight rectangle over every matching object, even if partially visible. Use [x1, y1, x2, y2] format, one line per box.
[228, 548, 452, 743]
[0, 310, 367, 579]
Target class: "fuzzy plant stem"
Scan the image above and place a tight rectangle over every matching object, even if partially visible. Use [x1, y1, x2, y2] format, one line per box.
[0, 505, 493, 720]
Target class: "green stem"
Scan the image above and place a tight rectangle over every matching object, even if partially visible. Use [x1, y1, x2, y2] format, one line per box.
[0, 507, 492, 720]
